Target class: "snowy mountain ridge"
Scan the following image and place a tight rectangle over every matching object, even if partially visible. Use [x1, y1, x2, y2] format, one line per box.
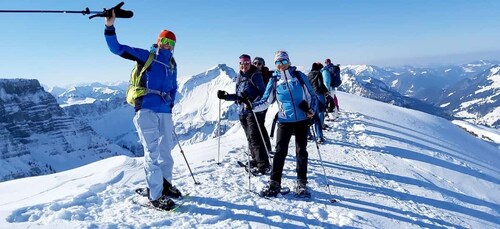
[1, 91, 498, 228]
[0, 79, 132, 182]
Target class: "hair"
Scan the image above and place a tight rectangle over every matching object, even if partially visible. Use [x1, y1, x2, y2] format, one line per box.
[311, 62, 323, 71]
[253, 57, 265, 65]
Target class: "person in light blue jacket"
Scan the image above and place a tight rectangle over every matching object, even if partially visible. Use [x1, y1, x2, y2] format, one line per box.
[250, 51, 318, 198]
[104, 10, 180, 211]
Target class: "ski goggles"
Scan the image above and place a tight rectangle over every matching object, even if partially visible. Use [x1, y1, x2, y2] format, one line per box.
[159, 37, 176, 47]
[239, 61, 251, 65]
[275, 59, 289, 66]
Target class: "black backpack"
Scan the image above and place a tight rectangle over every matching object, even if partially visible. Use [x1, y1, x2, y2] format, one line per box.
[327, 64, 342, 88]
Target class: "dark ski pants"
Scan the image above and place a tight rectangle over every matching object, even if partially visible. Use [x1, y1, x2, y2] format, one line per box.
[260, 109, 272, 152]
[270, 119, 310, 184]
[240, 112, 270, 169]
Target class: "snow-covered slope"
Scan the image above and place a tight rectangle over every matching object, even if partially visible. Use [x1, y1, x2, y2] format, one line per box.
[1, 92, 498, 228]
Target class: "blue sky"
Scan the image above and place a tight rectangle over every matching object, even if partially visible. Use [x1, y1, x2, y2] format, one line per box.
[1, 0, 499, 87]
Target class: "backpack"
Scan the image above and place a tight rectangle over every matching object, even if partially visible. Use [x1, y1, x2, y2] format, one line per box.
[327, 64, 342, 88]
[126, 52, 155, 106]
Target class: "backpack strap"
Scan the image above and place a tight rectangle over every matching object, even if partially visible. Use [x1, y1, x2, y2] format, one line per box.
[139, 52, 155, 77]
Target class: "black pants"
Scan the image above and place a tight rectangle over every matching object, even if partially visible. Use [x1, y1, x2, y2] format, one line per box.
[270, 119, 309, 184]
[260, 109, 272, 151]
[240, 112, 270, 169]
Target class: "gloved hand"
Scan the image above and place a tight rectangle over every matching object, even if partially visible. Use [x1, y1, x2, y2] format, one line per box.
[217, 90, 228, 100]
[299, 100, 315, 119]
[238, 93, 253, 111]
[242, 98, 253, 111]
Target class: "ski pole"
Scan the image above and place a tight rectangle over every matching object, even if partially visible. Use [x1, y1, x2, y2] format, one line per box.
[217, 99, 221, 165]
[310, 125, 337, 203]
[244, 99, 273, 166]
[172, 131, 201, 185]
[0, 2, 133, 19]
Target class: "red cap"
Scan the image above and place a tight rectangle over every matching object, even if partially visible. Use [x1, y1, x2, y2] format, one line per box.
[157, 29, 176, 43]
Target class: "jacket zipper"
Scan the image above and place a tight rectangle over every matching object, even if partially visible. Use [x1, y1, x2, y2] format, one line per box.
[283, 70, 298, 121]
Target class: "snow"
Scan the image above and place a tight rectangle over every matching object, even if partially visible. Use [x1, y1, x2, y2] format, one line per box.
[60, 97, 96, 108]
[439, 102, 450, 108]
[452, 120, 500, 146]
[0, 92, 499, 228]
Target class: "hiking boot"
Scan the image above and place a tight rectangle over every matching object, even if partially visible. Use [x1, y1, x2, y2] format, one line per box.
[295, 179, 311, 197]
[318, 137, 325, 144]
[307, 135, 313, 141]
[150, 195, 176, 211]
[322, 124, 329, 130]
[249, 165, 271, 176]
[259, 181, 281, 197]
[163, 180, 182, 198]
[244, 160, 257, 168]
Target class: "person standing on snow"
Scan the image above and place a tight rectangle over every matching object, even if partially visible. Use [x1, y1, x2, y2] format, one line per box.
[249, 51, 318, 198]
[104, 10, 181, 211]
[307, 62, 328, 144]
[322, 58, 340, 120]
[252, 57, 273, 154]
[217, 54, 271, 176]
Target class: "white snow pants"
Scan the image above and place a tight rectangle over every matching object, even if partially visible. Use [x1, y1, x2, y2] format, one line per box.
[133, 109, 174, 201]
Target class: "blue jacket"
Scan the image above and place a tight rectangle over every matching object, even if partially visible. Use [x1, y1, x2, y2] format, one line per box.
[105, 25, 177, 113]
[252, 66, 317, 123]
[321, 63, 333, 91]
[226, 65, 265, 115]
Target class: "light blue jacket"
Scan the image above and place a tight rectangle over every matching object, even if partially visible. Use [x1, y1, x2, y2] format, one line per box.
[321, 65, 332, 91]
[252, 66, 317, 123]
[105, 25, 177, 113]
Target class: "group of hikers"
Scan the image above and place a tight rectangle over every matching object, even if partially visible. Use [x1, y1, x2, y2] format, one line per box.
[217, 52, 341, 198]
[104, 11, 341, 211]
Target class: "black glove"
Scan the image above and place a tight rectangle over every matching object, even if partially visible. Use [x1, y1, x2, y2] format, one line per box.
[298, 101, 309, 112]
[217, 90, 228, 100]
[242, 98, 253, 111]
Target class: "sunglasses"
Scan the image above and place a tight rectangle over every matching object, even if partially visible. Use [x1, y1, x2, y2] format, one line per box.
[275, 59, 289, 66]
[160, 37, 176, 47]
[253, 62, 263, 66]
[239, 61, 251, 65]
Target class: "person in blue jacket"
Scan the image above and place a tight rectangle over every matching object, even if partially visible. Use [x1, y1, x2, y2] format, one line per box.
[322, 58, 340, 120]
[104, 10, 180, 210]
[250, 51, 318, 197]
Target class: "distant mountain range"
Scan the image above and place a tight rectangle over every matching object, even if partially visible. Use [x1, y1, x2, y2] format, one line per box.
[2, 60, 496, 181]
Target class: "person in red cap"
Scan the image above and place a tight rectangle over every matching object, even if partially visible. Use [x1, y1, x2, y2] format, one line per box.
[104, 10, 180, 211]
[322, 58, 341, 121]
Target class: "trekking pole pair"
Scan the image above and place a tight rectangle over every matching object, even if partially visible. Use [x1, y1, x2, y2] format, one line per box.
[172, 131, 201, 185]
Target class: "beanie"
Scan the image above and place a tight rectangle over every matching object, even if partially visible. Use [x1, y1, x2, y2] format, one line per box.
[157, 29, 176, 43]
[274, 50, 289, 62]
[325, 58, 332, 64]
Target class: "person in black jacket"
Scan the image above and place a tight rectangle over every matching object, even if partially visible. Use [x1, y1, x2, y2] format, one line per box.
[252, 57, 273, 154]
[307, 62, 328, 143]
[217, 54, 271, 175]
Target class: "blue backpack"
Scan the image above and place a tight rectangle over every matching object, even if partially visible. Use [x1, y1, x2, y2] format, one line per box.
[327, 64, 342, 88]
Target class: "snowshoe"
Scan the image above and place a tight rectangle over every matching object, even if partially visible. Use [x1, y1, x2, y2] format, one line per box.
[294, 180, 311, 198]
[259, 181, 281, 197]
[150, 195, 176, 211]
[248, 166, 271, 176]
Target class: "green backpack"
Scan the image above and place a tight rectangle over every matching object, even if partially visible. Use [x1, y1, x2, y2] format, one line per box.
[126, 52, 155, 106]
